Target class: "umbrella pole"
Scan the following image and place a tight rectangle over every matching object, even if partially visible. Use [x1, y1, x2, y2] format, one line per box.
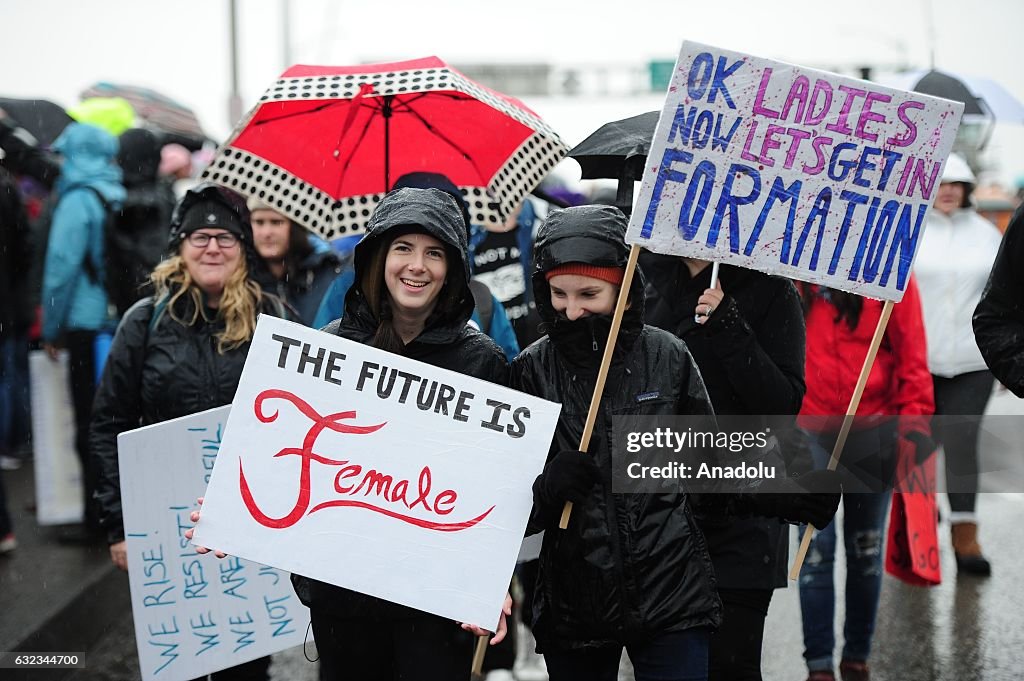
[383, 95, 394, 190]
[559, 244, 642, 529]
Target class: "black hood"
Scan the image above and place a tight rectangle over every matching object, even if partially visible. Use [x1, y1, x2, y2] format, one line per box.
[117, 128, 161, 187]
[343, 187, 474, 335]
[532, 204, 645, 363]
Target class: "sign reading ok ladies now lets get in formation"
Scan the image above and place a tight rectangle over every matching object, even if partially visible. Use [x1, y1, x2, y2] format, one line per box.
[628, 41, 965, 302]
[192, 315, 559, 631]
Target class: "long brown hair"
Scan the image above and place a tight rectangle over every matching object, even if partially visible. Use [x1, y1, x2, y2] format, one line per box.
[799, 284, 864, 330]
[150, 255, 264, 352]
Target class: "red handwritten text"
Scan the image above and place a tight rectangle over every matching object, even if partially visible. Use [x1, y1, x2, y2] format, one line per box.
[239, 389, 494, 532]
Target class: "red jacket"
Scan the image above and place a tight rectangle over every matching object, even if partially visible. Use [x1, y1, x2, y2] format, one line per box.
[798, 278, 934, 437]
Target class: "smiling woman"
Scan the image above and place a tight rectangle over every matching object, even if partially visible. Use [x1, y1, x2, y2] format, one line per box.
[89, 183, 289, 681]
[288, 186, 513, 681]
[377, 232, 447, 341]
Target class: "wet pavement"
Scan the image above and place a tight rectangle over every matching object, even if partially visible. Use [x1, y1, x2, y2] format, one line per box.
[3, 389, 1024, 680]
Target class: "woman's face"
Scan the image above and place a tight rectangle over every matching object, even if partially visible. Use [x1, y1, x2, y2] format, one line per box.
[549, 274, 618, 320]
[180, 229, 243, 302]
[384, 231, 448, 319]
[250, 209, 292, 261]
[934, 181, 966, 216]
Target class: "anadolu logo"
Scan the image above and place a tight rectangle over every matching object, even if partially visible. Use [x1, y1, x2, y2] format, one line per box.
[238, 389, 495, 532]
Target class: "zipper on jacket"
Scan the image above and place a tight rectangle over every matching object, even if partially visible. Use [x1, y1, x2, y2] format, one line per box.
[597, 371, 642, 636]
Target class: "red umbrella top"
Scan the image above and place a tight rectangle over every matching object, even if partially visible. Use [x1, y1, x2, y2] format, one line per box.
[202, 56, 568, 240]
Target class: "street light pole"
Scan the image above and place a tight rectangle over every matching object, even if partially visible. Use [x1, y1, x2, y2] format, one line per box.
[228, 0, 243, 127]
[282, 0, 293, 69]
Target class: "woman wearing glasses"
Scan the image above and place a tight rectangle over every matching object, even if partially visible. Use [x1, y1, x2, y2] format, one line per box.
[90, 183, 285, 680]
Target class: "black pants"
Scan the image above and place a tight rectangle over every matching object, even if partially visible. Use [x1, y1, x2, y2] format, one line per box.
[708, 588, 773, 681]
[932, 371, 994, 514]
[310, 609, 472, 681]
[65, 330, 100, 531]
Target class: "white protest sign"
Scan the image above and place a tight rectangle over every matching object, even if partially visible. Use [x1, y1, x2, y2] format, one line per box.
[193, 316, 558, 630]
[628, 41, 965, 302]
[118, 406, 308, 681]
[29, 350, 83, 525]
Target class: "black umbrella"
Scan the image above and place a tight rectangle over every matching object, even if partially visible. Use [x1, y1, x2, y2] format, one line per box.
[568, 111, 658, 214]
[909, 70, 985, 116]
[0, 97, 72, 146]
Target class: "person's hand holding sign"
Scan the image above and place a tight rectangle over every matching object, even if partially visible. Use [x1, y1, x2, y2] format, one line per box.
[694, 280, 725, 325]
[183, 496, 227, 558]
[460, 592, 513, 645]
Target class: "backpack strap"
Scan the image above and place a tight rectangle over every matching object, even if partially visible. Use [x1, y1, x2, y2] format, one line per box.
[468, 278, 494, 334]
[81, 186, 112, 284]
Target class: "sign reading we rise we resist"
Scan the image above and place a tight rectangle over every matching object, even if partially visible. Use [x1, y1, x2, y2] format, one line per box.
[192, 315, 559, 631]
[629, 41, 964, 301]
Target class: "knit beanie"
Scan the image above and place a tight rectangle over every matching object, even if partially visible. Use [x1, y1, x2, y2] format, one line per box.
[544, 263, 624, 285]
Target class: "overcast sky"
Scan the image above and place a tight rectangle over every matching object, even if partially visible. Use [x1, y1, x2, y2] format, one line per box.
[4, 0, 1022, 184]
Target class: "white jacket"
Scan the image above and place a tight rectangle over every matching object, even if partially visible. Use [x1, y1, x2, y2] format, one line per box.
[914, 208, 1003, 377]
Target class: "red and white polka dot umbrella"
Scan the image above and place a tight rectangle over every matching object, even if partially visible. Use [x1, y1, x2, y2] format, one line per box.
[202, 56, 568, 241]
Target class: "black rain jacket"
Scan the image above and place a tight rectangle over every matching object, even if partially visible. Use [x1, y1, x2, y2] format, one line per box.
[643, 253, 806, 589]
[291, 187, 509, 620]
[91, 292, 286, 544]
[510, 205, 721, 652]
[974, 204, 1024, 395]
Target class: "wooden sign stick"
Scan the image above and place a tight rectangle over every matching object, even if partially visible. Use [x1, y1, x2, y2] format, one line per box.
[470, 635, 489, 680]
[559, 244, 642, 529]
[789, 299, 895, 580]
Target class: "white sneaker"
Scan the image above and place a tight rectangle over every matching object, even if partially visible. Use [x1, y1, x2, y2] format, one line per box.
[0, 456, 22, 471]
[513, 623, 548, 681]
[0, 533, 17, 554]
[486, 671, 515, 681]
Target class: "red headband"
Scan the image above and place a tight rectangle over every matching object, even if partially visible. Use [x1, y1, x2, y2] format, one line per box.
[545, 263, 625, 285]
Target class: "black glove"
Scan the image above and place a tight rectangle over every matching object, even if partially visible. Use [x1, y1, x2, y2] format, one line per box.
[904, 431, 937, 465]
[537, 450, 600, 506]
[749, 469, 842, 528]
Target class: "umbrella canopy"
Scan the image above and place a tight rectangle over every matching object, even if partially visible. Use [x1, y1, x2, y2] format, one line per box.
[201, 56, 568, 240]
[882, 69, 1024, 124]
[80, 81, 209, 148]
[569, 110, 658, 182]
[67, 97, 136, 137]
[0, 97, 72, 146]
[568, 111, 658, 213]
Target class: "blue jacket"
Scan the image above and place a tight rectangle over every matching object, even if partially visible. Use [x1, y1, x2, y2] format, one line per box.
[42, 123, 124, 340]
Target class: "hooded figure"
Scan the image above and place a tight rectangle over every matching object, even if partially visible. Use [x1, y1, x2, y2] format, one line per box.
[41, 121, 125, 536]
[42, 121, 125, 342]
[510, 205, 723, 669]
[106, 128, 177, 314]
[296, 187, 509, 680]
[914, 152, 1002, 577]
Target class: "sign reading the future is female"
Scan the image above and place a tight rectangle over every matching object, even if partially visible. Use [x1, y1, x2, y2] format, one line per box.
[193, 315, 558, 631]
[628, 41, 965, 301]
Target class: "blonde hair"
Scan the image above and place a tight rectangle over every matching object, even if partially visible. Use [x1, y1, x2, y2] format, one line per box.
[150, 255, 263, 352]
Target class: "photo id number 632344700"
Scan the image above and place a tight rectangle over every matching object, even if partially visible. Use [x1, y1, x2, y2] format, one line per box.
[0, 652, 84, 668]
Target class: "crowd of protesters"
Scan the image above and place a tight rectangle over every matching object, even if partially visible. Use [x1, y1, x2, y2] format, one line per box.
[0, 95, 1022, 681]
